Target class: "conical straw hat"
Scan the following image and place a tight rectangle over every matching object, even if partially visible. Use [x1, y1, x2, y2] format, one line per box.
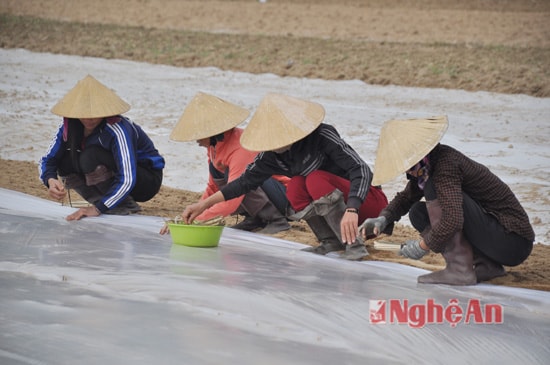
[372, 115, 449, 185]
[240, 93, 325, 151]
[170, 92, 250, 141]
[51, 75, 130, 118]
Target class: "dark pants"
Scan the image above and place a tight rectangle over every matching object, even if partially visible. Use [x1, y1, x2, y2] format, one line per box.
[58, 145, 162, 202]
[209, 163, 289, 215]
[409, 181, 532, 266]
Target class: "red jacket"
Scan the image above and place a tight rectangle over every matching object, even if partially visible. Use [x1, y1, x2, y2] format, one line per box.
[197, 128, 289, 220]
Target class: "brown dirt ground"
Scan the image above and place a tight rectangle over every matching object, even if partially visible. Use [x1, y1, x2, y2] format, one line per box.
[1, 0, 549, 291]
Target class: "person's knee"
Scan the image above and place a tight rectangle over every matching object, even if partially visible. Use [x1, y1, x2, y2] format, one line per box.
[304, 170, 342, 199]
[286, 176, 309, 210]
[79, 146, 115, 174]
[409, 201, 429, 232]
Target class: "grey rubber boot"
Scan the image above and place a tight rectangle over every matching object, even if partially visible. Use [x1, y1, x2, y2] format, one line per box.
[473, 253, 506, 282]
[293, 189, 368, 260]
[417, 199, 476, 285]
[302, 215, 345, 254]
[231, 215, 266, 231]
[315, 190, 368, 261]
[211, 175, 266, 231]
[288, 189, 346, 221]
[236, 186, 289, 234]
[256, 202, 291, 234]
[339, 238, 369, 261]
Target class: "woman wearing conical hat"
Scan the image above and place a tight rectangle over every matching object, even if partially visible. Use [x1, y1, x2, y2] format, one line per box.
[163, 92, 290, 234]
[361, 116, 534, 285]
[39, 75, 165, 220]
[181, 93, 389, 260]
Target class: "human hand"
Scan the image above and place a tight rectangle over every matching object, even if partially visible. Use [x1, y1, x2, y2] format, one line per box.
[359, 216, 387, 238]
[399, 239, 429, 260]
[340, 209, 359, 244]
[159, 223, 170, 235]
[66, 206, 100, 221]
[181, 201, 207, 224]
[47, 178, 66, 200]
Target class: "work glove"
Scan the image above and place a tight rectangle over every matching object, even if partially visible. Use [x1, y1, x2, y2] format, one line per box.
[399, 239, 429, 260]
[359, 216, 387, 236]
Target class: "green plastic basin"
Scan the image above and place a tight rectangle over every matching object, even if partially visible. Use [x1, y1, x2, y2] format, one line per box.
[167, 222, 224, 247]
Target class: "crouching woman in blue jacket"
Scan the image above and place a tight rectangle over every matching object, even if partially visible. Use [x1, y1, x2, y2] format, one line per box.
[39, 75, 165, 221]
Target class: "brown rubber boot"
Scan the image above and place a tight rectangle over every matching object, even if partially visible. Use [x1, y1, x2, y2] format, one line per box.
[417, 199, 476, 285]
[474, 253, 507, 282]
[418, 231, 477, 285]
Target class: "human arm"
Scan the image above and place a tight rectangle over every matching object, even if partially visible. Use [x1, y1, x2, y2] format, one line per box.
[317, 125, 372, 243]
[182, 191, 226, 224]
[195, 170, 244, 221]
[219, 152, 280, 202]
[160, 191, 227, 234]
[197, 141, 254, 220]
[39, 122, 66, 191]
[319, 125, 371, 211]
[47, 178, 67, 200]
[94, 121, 137, 213]
[341, 208, 360, 244]
[359, 180, 423, 239]
[422, 172, 464, 253]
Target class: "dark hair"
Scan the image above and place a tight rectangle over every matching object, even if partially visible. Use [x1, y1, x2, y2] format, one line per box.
[209, 132, 225, 147]
[66, 119, 84, 173]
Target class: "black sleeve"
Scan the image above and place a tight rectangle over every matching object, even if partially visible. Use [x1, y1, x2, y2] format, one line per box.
[220, 152, 287, 201]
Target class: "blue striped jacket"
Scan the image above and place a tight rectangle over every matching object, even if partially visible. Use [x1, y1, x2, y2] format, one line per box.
[39, 116, 165, 212]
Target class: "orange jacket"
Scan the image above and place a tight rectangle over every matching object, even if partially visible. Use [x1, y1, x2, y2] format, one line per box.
[197, 128, 289, 220]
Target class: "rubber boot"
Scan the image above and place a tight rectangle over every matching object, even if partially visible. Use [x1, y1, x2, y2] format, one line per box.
[473, 253, 507, 282]
[295, 189, 368, 260]
[256, 202, 291, 234]
[60, 173, 102, 204]
[211, 175, 266, 231]
[232, 215, 266, 231]
[288, 189, 347, 222]
[103, 195, 142, 215]
[290, 190, 344, 254]
[237, 186, 290, 234]
[316, 190, 368, 261]
[339, 238, 369, 261]
[302, 215, 345, 254]
[417, 199, 476, 285]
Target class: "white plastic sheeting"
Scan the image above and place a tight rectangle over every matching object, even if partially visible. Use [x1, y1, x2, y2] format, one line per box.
[1, 188, 549, 365]
[1, 48, 549, 244]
